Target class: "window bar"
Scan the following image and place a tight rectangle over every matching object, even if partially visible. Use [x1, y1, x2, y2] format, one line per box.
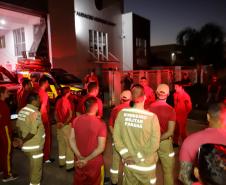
[106, 33, 108, 61]
[97, 31, 99, 61]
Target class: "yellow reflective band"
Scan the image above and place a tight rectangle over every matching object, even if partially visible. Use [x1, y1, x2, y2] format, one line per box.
[101, 165, 104, 185]
[110, 169, 119, 174]
[59, 156, 66, 159]
[5, 126, 11, 176]
[119, 148, 128, 155]
[23, 107, 35, 112]
[125, 164, 156, 172]
[22, 145, 40, 150]
[66, 160, 74, 164]
[168, 152, 175, 157]
[32, 153, 44, 159]
[150, 178, 157, 184]
[49, 85, 58, 98]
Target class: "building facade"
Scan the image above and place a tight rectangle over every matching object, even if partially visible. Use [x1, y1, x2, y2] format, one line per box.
[0, 0, 152, 79]
[48, 0, 123, 78]
[0, 0, 48, 71]
[122, 12, 150, 70]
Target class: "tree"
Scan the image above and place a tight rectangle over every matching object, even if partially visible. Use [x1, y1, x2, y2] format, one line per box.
[176, 23, 225, 68]
[199, 23, 225, 68]
[176, 27, 200, 64]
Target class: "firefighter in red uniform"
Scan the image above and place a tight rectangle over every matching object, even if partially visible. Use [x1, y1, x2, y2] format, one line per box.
[83, 69, 99, 90]
[69, 97, 107, 185]
[109, 90, 132, 185]
[140, 77, 155, 109]
[17, 78, 32, 111]
[55, 87, 74, 170]
[76, 82, 103, 118]
[148, 84, 176, 185]
[38, 76, 53, 163]
[0, 86, 17, 182]
[173, 82, 192, 146]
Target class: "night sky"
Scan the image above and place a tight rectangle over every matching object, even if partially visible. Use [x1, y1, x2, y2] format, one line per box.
[124, 0, 226, 46]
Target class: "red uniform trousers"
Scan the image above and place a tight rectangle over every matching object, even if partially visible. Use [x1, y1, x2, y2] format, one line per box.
[74, 162, 104, 185]
[173, 113, 188, 145]
[42, 114, 52, 161]
[0, 126, 12, 178]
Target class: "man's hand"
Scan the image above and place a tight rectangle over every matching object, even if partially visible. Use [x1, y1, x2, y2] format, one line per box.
[13, 138, 23, 148]
[75, 158, 88, 168]
[123, 156, 136, 165]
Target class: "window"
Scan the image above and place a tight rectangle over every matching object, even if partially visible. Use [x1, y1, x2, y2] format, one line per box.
[89, 30, 108, 61]
[135, 38, 147, 66]
[13, 27, 26, 56]
[0, 36, 5, 48]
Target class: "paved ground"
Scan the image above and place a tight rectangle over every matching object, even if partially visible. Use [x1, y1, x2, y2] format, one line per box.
[0, 118, 207, 185]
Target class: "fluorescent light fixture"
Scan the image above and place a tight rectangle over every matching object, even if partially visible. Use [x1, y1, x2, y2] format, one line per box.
[0, 19, 6, 25]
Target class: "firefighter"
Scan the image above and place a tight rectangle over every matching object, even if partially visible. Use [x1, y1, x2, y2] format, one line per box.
[16, 92, 45, 185]
[38, 76, 53, 163]
[55, 87, 74, 171]
[0, 86, 17, 182]
[139, 77, 155, 109]
[109, 90, 132, 185]
[69, 96, 107, 185]
[76, 82, 103, 118]
[148, 84, 176, 185]
[113, 84, 160, 185]
[17, 78, 32, 111]
[173, 81, 192, 146]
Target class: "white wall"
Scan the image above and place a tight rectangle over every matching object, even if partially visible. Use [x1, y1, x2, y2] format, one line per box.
[0, 24, 35, 71]
[122, 12, 133, 71]
[48, 0, 123, 79]
[74, 0, 123, 76]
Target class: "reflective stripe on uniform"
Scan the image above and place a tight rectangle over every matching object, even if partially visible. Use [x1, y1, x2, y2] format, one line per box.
[30, 183, 40, 185]
[122, 108, 154, 116]
[119, 148, 128, 155]
[23, 107, 35, 112]
[168, 152, 175, 157]
[32, 153, 44, 159]
[125, 164, 156, 172]
[22, 145, 40, 150]
[59, 156, 66, 159]
[66, 160, 74, 164]
[150, 178, 157, 184]
[137, 152, 143, 159]
[110, 169, 119, 174]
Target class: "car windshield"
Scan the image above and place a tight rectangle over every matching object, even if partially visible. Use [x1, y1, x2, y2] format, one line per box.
[0, 71, 14, 84]
[55, 74, 82, 84]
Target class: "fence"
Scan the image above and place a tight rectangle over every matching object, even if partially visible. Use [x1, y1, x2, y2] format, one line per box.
[102, 66, 210, 107]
